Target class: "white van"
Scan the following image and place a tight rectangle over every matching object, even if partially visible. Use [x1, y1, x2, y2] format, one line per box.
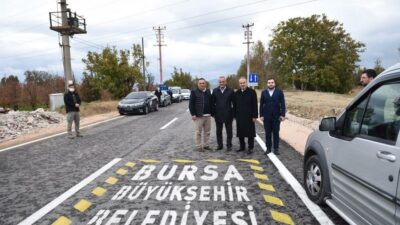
[170, 86, 183, 103]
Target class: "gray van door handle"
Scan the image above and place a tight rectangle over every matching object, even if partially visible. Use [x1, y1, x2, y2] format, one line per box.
[376, 151, 396, 162]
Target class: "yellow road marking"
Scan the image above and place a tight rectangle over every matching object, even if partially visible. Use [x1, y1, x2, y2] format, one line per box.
[207, 159, 229, 163]
[74, 199, 92, 213]
[51, 216, 72, 225]
[264, 194, 284, 206]
[140, 159, 161, 163]
[116, 168, 128, 175]
[237, 159, 260, 164]
[250, 165, 264, 172]
[92, 187, 107, 197]
[125, 162, 135, 167]
[173, 159, 196, 163]
[258, 182, 275, 192]
[105, 176, 118, 185]
[254, 173, 269, 180]
[270, 210, 295, 225]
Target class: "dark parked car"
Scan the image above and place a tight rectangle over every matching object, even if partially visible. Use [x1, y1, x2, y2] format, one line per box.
[160, 90, 172, 107]
[118, 91, 158, 115]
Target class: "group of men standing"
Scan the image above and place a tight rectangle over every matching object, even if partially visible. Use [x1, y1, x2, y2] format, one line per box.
[189, 76, 286, 155]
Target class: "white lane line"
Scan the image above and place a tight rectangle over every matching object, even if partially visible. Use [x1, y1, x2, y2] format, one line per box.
[255, 134, 334, 225]
[160, 117, 178, 130]
[0, 116, 123, 153]
[18, 158, 122, 225]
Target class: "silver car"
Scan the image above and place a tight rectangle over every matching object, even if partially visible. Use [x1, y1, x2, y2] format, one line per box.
[303, 63, 400, 225]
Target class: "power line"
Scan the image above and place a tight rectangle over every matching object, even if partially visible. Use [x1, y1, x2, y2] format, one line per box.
[110, 0, 318, 44]
[90, 0, 189, 26]
[86, 0, 273, 44]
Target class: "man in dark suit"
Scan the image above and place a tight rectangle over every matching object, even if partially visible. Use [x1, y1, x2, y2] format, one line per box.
[260, 78, 286, 155]
[211, 76, 234, 151]
[234, 77, 258, 154]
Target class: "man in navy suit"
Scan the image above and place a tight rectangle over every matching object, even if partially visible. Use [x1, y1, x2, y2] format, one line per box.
[260, 78, 286, 155]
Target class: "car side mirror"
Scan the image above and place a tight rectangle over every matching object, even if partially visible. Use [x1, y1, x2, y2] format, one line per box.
[319, 117, 336, 131]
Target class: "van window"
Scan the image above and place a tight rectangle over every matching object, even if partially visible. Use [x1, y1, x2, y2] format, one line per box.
[361, 83, 400, 142]
[343, 97, 368, 137]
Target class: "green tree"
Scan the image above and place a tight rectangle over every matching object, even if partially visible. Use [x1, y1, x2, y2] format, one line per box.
[164, 67, 193, 89]
[269, 14, 365, 93]
[373, 58, 385, 75]
[236, 41, 273, 89]
[82, 44, 145, 99]
[226, 74, 239, 90]
[80, 72, 101, 102]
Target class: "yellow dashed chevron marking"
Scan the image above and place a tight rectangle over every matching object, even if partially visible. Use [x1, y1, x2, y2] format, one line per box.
[105, 176, 118, 185]
[125, 162, 135, 168]
[254, 173, 269, 180]
[270, 210, 295, 225]
[264, 194, 284, 206]
[237, 159, 260, 164]
[258, 182, 275, 192]
[116, 168, 128, 175]
[140, 159, 161, 163]
[92, 187, 107, 197]
[250, 165, 264, 172]
[207, 159, 229, 163]
[74, 199, 92, 213]
[51, 216, 72, 225]
[173, 159, 196, 163]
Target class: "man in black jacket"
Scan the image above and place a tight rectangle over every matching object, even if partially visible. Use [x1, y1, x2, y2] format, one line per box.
[189, 78, 213, 151]
[211, 76, 234, 151]
[64, 81, 82, 139]
[234, 77, 258, 154]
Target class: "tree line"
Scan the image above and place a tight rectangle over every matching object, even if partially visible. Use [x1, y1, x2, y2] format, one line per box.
[1, 14, 391, 110]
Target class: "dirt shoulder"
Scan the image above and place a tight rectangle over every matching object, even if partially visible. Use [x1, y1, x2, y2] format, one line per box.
[0, 111, 119, 150]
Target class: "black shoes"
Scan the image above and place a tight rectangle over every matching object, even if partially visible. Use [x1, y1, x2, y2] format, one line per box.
[265, 148, 271, 155]
[215, 146, 223, 150]
[247, 148, 253, 155]
[203, 146, 212, 151]
[274, 149, 280, 155]
[227, 146, 232, 151]
[236, 148, 245, 152]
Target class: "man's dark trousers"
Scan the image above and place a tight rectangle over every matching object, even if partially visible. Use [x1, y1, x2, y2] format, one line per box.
[239, 137, 254, 149]
[216, 121, 232, 148]
[264, 118, 280, 150]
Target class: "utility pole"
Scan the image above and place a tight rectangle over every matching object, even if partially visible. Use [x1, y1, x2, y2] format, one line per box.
[49, 0, 86, 90]
[153, 26, 166, 83]
[242, 23, 254, 85]
[142, 37, 146, 90]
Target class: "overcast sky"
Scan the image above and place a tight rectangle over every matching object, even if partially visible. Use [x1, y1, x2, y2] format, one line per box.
[1, 0, 399, 83]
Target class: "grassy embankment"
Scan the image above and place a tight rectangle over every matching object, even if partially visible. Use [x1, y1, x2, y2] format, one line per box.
[57, 100, 119, 117]
[255, 89, 357, 120]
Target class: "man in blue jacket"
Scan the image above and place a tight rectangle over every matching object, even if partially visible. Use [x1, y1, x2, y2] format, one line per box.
[260, 78, 286, 155]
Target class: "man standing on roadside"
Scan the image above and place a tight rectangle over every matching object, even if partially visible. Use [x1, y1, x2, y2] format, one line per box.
[189, 78, 213, 151]
[260, 78, 286, 155]
[211, 76, 234, 151]
[64, 80, 82, 139]
[233, 77, 258, 154]
[360, 69, 377, 87]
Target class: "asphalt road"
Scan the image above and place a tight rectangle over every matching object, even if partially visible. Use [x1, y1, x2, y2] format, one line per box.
[0, 102, 348, 225]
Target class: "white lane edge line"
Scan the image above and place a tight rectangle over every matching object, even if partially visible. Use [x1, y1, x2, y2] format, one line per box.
[255, 134, 334, 225]
[0, 116, 123, 153]
[160, 117, 178, 130]
[17, 158, 122, 225]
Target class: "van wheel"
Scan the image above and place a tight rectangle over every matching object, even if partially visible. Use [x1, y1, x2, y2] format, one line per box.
[304, 155, 327, 205]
